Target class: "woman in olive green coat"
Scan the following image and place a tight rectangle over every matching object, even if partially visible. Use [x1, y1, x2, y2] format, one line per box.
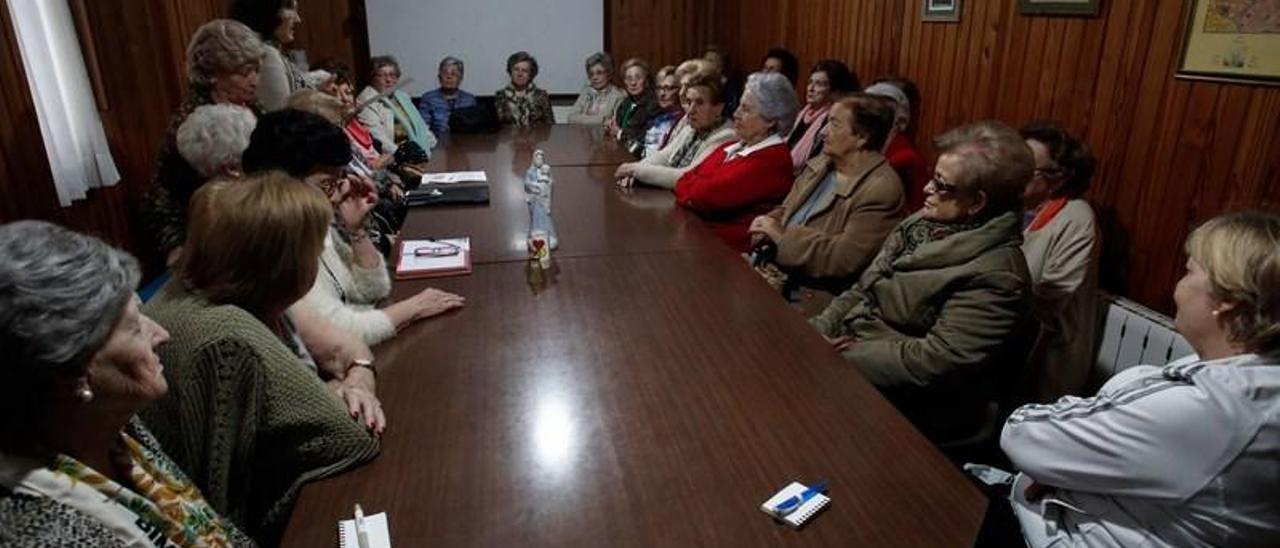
[810, 120, 1037, 442]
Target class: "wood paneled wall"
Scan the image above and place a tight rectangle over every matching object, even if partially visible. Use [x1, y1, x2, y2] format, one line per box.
[896, 0, 1280, 313]
[607, 0, 713, 70]
[677, 0, 1279, 314]
[0, 0, 365, 273]
[711, 0, 903, 89]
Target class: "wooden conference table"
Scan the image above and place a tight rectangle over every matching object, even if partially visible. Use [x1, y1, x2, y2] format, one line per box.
[279, 126, 985, 547]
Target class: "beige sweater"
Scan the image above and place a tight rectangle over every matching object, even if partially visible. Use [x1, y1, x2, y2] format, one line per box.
[1021, 199, 1100, 400]
[631, 120, 735, 189]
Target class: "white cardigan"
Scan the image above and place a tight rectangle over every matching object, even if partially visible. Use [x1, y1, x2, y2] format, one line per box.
[303, 229, 396, 345]
[631, 120, 735, 189]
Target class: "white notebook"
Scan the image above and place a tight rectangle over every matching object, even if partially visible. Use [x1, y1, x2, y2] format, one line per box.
[420, 171, 487, 184]
[760, 481, 830, 529]
[338, 511, 391, 548]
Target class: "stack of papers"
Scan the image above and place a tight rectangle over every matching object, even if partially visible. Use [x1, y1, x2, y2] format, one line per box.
[420, 171, 487, 184]
[395, 238, 472, 280]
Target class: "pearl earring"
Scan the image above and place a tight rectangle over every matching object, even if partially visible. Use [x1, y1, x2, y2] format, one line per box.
[1211, 310, 1221, 317]
[75, 386, 94, 403]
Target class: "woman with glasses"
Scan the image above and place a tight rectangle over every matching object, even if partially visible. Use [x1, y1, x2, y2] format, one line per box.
[614, 74, 734, 189]
[1019, 121, 1100, 401]
[634, 65, 683, 157]
[809, 120, 1036, 443]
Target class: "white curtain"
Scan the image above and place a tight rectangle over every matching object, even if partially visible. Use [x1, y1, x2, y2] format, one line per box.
[6, 0, 119, 206]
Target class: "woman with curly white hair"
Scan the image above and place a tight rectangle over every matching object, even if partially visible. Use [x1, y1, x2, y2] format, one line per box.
[673, 71, 798, 251]
[176, 103, 258, 180]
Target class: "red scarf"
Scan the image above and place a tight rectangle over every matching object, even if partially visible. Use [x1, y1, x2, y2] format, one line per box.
[345, 119, 374, 150]
[1027, 197, 1069, 232]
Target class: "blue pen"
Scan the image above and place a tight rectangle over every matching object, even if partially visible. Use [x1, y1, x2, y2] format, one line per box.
[772, 481, 828, 516]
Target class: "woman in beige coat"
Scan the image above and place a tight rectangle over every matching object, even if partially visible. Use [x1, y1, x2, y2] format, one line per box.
[750, 94, 904, 295]
[1019, 121, 1100, 401]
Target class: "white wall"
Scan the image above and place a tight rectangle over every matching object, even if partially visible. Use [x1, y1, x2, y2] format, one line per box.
[365, 0, 604, 97]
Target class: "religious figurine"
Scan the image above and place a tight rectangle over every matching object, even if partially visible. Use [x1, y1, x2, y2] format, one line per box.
[526, 160, 557, 250]
[524, 149, 547, 194]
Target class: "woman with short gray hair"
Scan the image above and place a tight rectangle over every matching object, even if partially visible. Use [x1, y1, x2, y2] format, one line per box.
[177, 103, 258, 179]
[673, 71, 797, 252]
[356, 55, 437, 155]
[567, 51, 626, 124]
[418, 55, 477, 136]
[0, 220, 254, 546]
[140, 19, 268, 265]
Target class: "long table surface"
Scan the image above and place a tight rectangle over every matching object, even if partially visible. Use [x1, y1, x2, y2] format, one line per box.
[280, 126, 986, 547]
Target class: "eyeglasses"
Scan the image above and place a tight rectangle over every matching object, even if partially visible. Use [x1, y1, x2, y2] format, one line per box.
[1033, 166, 1065, 180]
[414, 240, 461, 257]
[926, 174, 962, 196]
[657, 85, 679, 92]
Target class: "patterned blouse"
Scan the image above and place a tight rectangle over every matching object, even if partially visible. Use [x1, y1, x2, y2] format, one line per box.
[495, 84, 554, 127]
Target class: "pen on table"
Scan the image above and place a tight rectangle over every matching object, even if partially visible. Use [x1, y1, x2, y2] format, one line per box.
[772, 481, 828, 517]
[354, 503, 370, 548]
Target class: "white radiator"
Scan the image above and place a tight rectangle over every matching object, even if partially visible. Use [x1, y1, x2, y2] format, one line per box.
[1093, 292, 1196, 385]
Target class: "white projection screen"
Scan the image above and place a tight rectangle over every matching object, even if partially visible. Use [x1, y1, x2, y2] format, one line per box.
[364, 0, 604, 97]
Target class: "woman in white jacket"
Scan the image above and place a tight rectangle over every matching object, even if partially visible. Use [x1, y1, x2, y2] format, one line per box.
[1001, 211, 1280, 547]
[304, 175, 464, 345]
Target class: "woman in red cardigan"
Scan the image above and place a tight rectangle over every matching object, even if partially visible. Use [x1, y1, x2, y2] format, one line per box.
[675, 72, 798, 252]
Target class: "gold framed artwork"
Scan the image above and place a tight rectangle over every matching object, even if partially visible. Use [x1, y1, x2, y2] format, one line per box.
[1019, 0, 1101, 16]
[923, 0, 961, 23]
[1177, 0, 1280, 85]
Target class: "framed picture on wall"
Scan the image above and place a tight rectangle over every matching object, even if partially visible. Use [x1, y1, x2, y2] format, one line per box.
[922, 0, 960, 22]
[1177, 0, 1280, 85]
[1018, 0, 1101, 16]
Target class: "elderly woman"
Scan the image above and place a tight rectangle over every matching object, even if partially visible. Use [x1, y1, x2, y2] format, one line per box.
[140, 19, 266, 265]
[0, 221, 255, 546]
[356, 55, 437, 156]
[674, 72, 797, 252]
[866, 76, 927, 209]
[788, 59, 859, 174]
[614, 74, 733, 189]
[418, 56, 477, 137]
[810, 120, 1035, 442]
[314, 60, 392, 171]
[749, 94, 905, 294]
[230, 0, 304, 111]
[1001, 211, 1280, 547]
[176, 103, 257, 180]
[142, 173, 381, 543]
[610, 58, 659, 156]
[495, 51, 554, 127]
[567, 51, 626, 125]
[1018, 121, 1099, 401]
[636, 65, 683, 157]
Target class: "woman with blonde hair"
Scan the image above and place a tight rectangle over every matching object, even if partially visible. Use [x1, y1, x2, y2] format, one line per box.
[1001, 211, 1280, 547]
[140, 19, 267, 264]
[142, 173, 380, 543]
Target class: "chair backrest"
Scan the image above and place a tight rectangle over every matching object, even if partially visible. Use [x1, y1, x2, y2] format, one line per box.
[1092, 292, 1196, 387]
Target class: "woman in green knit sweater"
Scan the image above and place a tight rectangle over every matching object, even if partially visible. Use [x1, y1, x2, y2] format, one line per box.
[142, 173, 380, 545]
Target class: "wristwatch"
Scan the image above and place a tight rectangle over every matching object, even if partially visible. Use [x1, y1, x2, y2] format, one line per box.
[349, 358, 377, 377]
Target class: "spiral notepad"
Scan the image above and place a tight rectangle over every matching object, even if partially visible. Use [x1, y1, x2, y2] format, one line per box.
[338, 511, 391, 548]
[760, 482, 830, 529]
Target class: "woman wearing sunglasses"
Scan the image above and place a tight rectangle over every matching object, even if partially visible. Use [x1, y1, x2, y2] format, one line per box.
[809, 120, 1036, 444]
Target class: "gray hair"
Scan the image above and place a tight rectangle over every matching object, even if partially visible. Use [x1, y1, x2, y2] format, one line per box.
[370, 55, 401, 78]
[177, 104, 257, 177]
[0, 221, 139, 388]
[864, 82, 911, 133]
[186, 19, 268, 87]
[933, 120, 1034, 215]
[744, 72, 799, 136]
[439, 56, 464, 76]
[584, 51, 615, 75]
